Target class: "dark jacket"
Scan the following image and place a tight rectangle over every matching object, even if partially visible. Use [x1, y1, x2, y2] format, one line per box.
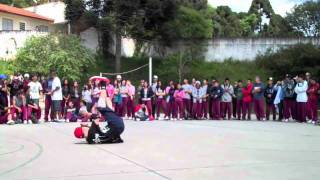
[87, 107, 125, 144]
[208, 86, 224, 100]
[140, 87, 154, 99]
[264, 85, 276, 104]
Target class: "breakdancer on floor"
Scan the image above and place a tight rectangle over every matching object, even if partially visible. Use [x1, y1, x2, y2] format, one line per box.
[74, 96, 125, 144]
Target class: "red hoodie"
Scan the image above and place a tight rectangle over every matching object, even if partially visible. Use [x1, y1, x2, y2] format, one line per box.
[307, 83, 319, 101]
[242, 83, 253, 103]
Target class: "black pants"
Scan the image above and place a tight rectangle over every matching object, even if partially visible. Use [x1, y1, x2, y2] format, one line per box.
[278, 100, 284, 120]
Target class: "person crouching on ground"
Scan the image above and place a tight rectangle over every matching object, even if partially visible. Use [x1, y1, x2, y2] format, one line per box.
[73, 98, 124, 144]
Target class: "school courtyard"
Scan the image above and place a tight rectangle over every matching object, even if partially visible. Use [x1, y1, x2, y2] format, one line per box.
[0, 120, 320, 180]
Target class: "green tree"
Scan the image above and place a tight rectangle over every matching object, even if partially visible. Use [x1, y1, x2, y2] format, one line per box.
[14, 35, 95, 81]
[212, 6, 242, 38]
[286, 0, 320, 37]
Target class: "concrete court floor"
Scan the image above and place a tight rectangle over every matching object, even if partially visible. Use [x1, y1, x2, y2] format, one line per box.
[0, 120, 320, 180]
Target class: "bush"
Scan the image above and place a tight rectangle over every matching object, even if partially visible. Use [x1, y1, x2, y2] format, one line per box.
[14, 34, 95, 81]
[256, 44, 320, 79]
[0, 60, 14, 75]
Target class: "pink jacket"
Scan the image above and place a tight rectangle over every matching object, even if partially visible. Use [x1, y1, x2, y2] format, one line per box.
[174, 90, 185, 102]
[106, 85, 115, 99]
[127, 85, 136, 97]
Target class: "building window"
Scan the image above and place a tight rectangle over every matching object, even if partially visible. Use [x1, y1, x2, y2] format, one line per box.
[19, 22, 26, 31]
[2, 18, 13, 31]
[36, 25, 49, 32]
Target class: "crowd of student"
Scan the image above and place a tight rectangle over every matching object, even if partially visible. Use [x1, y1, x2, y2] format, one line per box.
[0, 71, 319, 125]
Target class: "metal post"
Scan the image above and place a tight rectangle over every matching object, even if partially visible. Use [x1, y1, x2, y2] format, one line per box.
[149, 56, 152, 85]
[100, 72, 102, 77]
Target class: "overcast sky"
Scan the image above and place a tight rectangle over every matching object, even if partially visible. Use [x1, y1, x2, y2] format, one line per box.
[208, 0, 304, 16]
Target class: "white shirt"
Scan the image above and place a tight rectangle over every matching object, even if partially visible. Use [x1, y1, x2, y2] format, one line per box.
[294, 80, 308, 102]
[82, 90, 92, 103]
[182, 84, 193, 99]
[51, 77, 63, 101]
[28, 81, 42, 99]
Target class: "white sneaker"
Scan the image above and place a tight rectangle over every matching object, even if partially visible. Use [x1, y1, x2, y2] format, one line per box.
[28, 120, 33, 124]
[307, 120, 313, 124]
[23, 120, 27, 124]
[65, 119, 70, 123]
[284, 119, 289, 122]
[7, 120, 15, 125]
[48, 119, 52, 122]
[38, 119, 44, 124]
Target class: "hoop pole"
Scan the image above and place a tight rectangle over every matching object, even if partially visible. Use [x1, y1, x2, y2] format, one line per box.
[149, 56, 152, 85]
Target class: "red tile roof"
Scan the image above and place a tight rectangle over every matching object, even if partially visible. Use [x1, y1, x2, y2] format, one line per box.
[0, 3, 54, 22]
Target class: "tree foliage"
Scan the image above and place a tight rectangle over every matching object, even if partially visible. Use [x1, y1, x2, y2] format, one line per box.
[286, 0, 320, 37]
[14, 35, 95, 80]
[256, 43, 320, 79]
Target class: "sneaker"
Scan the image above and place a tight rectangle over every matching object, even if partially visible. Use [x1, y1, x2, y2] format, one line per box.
[23, 120, 27, 124]
[284, 119, 289, 122]
[48, 119, 52, 122]
[28, 120, 33, 124]
[65, 119, 70, 123]
[7, 120, 15, 125]
[307, 120, 313, 124]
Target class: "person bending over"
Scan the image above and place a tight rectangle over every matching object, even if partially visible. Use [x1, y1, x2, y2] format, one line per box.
[74, 96, 124, 144]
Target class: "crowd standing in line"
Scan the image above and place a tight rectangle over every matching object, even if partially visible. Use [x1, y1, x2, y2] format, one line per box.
[0, 71, 319, 125]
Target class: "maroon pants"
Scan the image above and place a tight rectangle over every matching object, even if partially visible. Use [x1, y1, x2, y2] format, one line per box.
[27, 107, 41, 120]
[232, 98, 237, 118]
[0, 113, 10, 124]
[174, 100, 184, 119]
[266, 103, 276, 120]
[11, 106, 28, 120]
[283, 99, 296, 119]
[156, 98, 167, 117]
[253, 98, 265, 120]
[183, 99, 192, 118]
[61, 99, 68, 118]
[44, 96, 53, 121]
[236, 99, 242, 119]
[307, 99, 318, 121]
[211, 99, 221, 120]
[202, 100, 208, 118]
[242, 102, 252, 120]
[142, 100, 152, 116]
[127, 98, 135, 118]
[119, 97, 128, 117]
[115, 103, 121, 116]
[221, 102, 232, 119]
[192, 101, 202, 119]
[167, 101, 175, 118]
[296, 102, 307, 122]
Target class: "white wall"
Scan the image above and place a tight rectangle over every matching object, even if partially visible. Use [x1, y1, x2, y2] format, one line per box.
[0, 31, 48, 60]
[0, 12, 53, 31]
[24, 1, 67, 24]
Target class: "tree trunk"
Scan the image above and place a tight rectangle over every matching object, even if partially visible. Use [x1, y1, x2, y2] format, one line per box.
[115, 31, 122, 73]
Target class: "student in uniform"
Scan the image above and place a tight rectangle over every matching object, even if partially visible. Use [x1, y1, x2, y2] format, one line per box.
[61, 79, 70, 119]
[294, 75, 308, 123]
[221, 78, 234, 120]
[274, 80, 284, 121]
[140, 81, 154, 117]
[242, 79, 253, 120]
[165, 81, 175, 120]
[232, 81, 238, 119]
[209, 81, 223, 120]
[306, 77, 319, 124]
[11, 91, 28, 124]
[126, 80, 135, 120]
[119, 80, 129, 118]
[283, 74, 296, 122]
[43, 77, 54, 122]
[235, 80, 243, 120]
[182, 79, 193, 119]
[70, 80, 81, 110]
[173, 83, 185, 120]
[264, 77, 277, 121]
[201, 80, 209, 119]
[155, 81, 167, 120]
[252, 76, 266, 121]
[192, 81, 203, 119]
